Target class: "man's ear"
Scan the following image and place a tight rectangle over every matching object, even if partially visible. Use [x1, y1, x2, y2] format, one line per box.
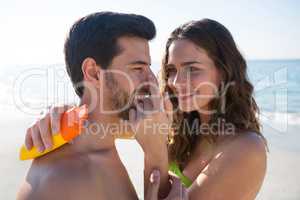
[81, 57, 102, 88]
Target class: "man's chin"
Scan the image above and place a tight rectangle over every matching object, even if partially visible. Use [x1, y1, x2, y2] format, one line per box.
[114, 131, 135, 139]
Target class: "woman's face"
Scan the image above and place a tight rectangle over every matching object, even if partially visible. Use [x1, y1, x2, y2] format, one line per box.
[166, 39, 221, 113]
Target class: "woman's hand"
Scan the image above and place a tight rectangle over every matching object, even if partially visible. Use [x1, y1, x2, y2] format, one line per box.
[165, 176, 188, 200]
[128, 77, 172, 198]
[145, 170, 161, 200]
[128, 80, 171, 156]
[24, 105, 73, 152]
[146, 170, 188, 200]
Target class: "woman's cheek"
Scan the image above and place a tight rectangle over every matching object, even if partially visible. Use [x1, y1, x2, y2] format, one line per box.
[192, 80, 216, 107]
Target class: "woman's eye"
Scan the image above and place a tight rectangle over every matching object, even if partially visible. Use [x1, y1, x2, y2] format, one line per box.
[186, 66, 201, 73]
[166, 68, 176, 76]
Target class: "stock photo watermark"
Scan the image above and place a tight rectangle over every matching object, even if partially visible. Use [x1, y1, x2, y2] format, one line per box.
[13, 64, 289, 136]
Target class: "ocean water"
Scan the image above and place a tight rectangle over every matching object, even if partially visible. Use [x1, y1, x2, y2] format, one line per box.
[0, 60, 299, 199]
[0, 60, 299, 114]
[248, 59, 300, 114]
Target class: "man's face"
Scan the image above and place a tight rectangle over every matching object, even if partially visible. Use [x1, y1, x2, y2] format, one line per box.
[101, 36, 155, 120]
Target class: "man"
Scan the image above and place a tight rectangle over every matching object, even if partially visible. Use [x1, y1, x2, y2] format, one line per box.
[17, 12, 171, 200]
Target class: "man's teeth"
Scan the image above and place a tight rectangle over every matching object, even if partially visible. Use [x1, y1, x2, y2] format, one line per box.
[136, 92, 151, 99]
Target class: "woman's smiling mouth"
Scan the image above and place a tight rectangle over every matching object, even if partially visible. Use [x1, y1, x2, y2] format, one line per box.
[178, 93, 195, 101]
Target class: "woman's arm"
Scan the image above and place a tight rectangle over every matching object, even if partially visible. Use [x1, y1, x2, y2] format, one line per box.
[144, 144, 170, 198]
[131, 78, 172, 198]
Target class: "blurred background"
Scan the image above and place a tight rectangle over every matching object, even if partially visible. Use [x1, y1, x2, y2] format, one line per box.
[0, 0, 299, 199]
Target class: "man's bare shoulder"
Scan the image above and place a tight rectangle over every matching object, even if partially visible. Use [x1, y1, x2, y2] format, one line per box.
[17, 154, 106, 200]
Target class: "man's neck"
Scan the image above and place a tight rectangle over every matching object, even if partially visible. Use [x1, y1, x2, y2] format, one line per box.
[66, 99, 121, 155]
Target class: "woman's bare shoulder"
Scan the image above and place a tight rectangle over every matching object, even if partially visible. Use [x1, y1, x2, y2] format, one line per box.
[188, 132, 267, 199]
[210, 131, 267, 182]
[216, 131, 267, 156]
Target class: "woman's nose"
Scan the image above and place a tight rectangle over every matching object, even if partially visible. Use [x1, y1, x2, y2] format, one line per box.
[172, 71, 187, 90]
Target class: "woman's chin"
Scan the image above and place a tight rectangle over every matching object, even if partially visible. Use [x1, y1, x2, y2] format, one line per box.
[179, 102, 196, 112]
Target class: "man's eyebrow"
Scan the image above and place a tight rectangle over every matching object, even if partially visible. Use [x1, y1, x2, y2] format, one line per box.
[128, 60, 151, 66]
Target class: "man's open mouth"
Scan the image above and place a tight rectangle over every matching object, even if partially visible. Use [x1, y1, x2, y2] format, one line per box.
[135, 86, 151, 100]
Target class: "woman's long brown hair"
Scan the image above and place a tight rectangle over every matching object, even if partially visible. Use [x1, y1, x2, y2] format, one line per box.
[160, 19, 266, 168]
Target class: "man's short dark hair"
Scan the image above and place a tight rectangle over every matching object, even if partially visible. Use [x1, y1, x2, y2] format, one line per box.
[64, 12, 156, 97]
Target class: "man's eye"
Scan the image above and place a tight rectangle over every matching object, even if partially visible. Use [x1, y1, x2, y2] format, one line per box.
[132, 67, 143, 71]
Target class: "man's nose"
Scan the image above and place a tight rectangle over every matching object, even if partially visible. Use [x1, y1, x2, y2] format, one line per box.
[144, 68, 157, 83]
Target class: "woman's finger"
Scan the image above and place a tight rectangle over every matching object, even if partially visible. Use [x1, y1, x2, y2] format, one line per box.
[136, 102, 144, 121]
[49, 106, 61, 135]
[143, 97, 153, 114]
[146, 73, 160, 112]
[164, 176, 188, 200]
[149, 82, 161, 112]
[50, 105, 72, 135]
[38, 114, 53, 150]
[129, 108, 137, 124]
[31, 125, 45, 153]
[25, 128, 34, 150]
[145, 170, 160, 200]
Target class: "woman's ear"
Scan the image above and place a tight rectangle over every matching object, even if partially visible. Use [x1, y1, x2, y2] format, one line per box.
[81, 58, 101, 88]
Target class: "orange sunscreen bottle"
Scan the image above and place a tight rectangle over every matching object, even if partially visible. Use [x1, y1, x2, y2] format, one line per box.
[19, 105, 88, 160]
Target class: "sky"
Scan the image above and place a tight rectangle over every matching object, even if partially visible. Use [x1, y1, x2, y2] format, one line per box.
[0, 0, 299, 70]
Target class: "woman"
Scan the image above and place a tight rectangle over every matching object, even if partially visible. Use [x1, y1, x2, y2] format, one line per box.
[160, 19, 267, 199]
[24, 19, 267, 199]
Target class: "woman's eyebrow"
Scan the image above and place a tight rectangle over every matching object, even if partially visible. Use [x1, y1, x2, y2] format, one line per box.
[165, 61, 202, 68]
[180, 61, 202, 66]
